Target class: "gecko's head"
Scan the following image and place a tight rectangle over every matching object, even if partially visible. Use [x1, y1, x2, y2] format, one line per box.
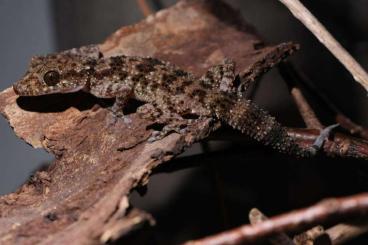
[13, 54, 93, 96]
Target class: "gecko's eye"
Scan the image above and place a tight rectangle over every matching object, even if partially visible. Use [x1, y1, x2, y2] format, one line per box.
[43, 70, 60, 86]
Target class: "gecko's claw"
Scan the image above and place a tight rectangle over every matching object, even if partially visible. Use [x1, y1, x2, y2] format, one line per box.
[309, 123, 340, 156]
[111, 110, 125, 118]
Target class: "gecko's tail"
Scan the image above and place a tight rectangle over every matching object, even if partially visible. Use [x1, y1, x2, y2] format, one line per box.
[206, 93, 310, 157]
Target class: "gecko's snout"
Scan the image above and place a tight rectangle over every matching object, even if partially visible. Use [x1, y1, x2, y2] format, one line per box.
[12, 79, 35, 96]
[12, 76, 45, 96]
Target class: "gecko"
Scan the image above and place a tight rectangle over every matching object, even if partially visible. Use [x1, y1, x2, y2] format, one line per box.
[13, 45, 327, 157]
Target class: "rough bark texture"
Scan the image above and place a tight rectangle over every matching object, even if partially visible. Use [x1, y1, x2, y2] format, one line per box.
[0, 0, 298, 244]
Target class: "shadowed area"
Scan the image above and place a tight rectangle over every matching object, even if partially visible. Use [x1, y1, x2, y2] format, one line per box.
[16, 91, 113, 113]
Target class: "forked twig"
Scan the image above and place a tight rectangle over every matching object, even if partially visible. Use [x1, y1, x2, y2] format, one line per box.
[281, 62, 368, 140]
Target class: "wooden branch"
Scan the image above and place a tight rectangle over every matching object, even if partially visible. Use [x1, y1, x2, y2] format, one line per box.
[288, 128, 368, 160]
[278, 0, 368, 92]
[184, 193, 368, 245]
[0, 0, 300, 244]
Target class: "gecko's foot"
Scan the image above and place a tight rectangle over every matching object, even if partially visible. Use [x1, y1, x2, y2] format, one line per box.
[147, 121, 188, 143]
[107, 108, 134, 125]
[112, 110, 125, 118]
[136, 103, 202, 143]
[308, 123, 340, 156]
[146, 111, 205, 143]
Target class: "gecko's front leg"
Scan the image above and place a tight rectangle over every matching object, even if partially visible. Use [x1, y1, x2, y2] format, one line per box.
[111, 92, 132, 118]
[89, 77, 135, 118]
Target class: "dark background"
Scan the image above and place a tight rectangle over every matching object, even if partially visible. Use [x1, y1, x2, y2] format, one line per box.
[0, 0, 368, 244]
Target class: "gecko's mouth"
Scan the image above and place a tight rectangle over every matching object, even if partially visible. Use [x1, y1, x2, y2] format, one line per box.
[13, 84, 85, 96]
[60, 85, 85, 94]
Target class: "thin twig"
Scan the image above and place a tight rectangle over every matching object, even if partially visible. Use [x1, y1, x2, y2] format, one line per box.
[136, 0, 153, 17]
[278, 0, 368, 91]
[183, 193, 368, 245]
[279, 63, 323, 129]
[281, 62, 368, 140]
[249, 208, 295, 245]
[291, 87, 323, 129]
[336, 115, 368, 140]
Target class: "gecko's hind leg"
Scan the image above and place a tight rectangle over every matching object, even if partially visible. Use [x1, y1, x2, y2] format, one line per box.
[108, 86, 135, 119]
[147, 120, 190, 143]
[200, 59, 237, 94]
[146, 110, 188, 143]
[111, 96, 128, 118]
[201, 59, 254, 98]
[147, 117, 208, 143]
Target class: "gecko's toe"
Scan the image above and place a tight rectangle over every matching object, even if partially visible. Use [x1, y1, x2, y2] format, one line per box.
[310, 123, 340, 154]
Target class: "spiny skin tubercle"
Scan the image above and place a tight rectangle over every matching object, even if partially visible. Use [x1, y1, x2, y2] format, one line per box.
[13, 49, 310, 157]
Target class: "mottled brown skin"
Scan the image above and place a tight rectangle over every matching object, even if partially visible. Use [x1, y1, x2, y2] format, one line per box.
[13, 46, 312, 156]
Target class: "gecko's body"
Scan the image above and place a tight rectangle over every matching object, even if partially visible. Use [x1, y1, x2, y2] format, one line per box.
[13, 46, 311, 156]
